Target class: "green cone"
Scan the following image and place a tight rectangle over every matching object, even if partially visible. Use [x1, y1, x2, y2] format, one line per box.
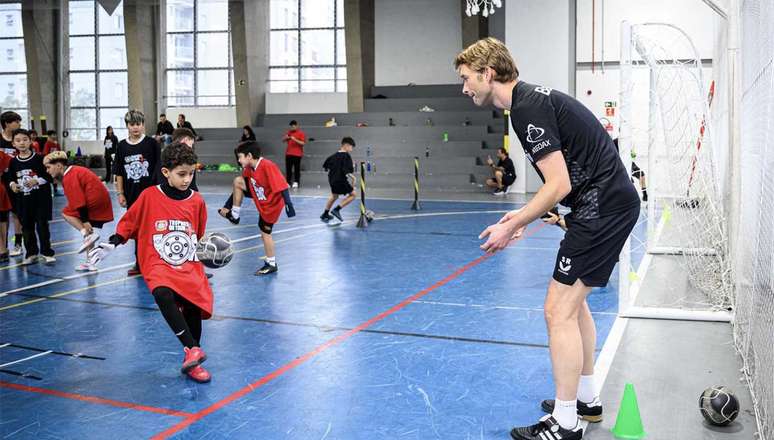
[611, 383, 646, 439]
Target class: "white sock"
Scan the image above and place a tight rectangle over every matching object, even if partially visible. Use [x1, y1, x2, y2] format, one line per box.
[552, 398, 578, 430]
[577, 374, 597, 403]
[231, 206, 241, 219]
[266, 256, 276, 266]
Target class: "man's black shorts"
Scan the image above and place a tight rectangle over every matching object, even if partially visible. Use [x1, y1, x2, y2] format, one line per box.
[330, 181, 354, 196]
[502, 174, 516, 187]
[258, 216, 274, 234]
[553, 203, 640, 287]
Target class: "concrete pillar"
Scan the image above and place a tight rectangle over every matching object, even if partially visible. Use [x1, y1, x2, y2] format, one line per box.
[460, 0, 488, 48]
[123, 0, 158, 133]
[230, 0, 269, 126]
[21, 0, 59, 130]
[344, 0, 374, 113]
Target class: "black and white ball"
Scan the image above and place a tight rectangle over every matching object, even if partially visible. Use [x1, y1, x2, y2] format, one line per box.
[196, 232, 234, 269]
[699, 386, 740, 426]
[365, 209, 375, 223]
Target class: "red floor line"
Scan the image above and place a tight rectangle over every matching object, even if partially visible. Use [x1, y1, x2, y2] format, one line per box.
[151, 223, 546, 439]
[0, 380, 194, 418]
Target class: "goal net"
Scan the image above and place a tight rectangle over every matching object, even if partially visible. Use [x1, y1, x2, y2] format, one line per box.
[618, 21, 732, 319]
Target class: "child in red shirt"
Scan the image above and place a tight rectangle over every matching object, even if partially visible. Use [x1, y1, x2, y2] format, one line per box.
[29, 130, 41, 154]
[221, 141, 295, 275]
[282, 120, 306, 188]
[44, 151, 114, 271]
[43, 131, 61, 155]
[88, 143, 214, 383]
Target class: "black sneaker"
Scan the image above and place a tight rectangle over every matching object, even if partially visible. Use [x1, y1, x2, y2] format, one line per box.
[331, 208, 343, 222]
[541, 397, 603, 423]
[510, 415, 583, 440]
[219, 208, 240, 225]
[255, 262, 278, 275]
[320, 213, 333, 223]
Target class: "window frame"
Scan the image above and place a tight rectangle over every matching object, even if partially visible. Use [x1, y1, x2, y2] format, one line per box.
[164, 0, 235, 107]
[269, 0, 346, 93]
[0, 3, 29, 126]
[67, 0, 128, 141]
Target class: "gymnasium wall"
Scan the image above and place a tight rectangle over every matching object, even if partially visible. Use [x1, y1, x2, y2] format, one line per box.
[573, 0, 718, 139]
[374, 0, 462, 86]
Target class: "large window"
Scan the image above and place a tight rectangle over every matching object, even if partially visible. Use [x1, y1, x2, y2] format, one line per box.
[269, 0, 346, 93]
[0, 3, 28, 125]
[165, 0, 234, 106]
[68, 0, 128, 140]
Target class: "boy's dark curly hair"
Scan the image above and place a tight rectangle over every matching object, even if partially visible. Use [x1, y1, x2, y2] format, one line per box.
[162, 142, 198, 170]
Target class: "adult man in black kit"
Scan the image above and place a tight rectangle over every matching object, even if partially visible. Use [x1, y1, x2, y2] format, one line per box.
[455, 37, 640, 440]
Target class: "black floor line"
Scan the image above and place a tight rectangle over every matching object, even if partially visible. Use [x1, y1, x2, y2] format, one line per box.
[4, 343, 105, 361]
[0, 369, 42, 380]
[8, 293, 572, 350]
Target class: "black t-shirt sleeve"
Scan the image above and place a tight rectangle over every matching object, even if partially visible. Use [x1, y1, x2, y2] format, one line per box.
[503, 158, 516, 177]
[323, 154, 333, 171]
[513, 92, 562, 162]
[345, 153, 354, 174]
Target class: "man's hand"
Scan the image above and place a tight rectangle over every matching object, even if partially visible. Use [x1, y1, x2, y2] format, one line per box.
[486, 155, 494, 166]
[117, 193, 127, 207]
[479, 217, 526, 253]
[496, 208, 523, 225]
[9, 182, 20, 193]
[542, 211, 561, 225]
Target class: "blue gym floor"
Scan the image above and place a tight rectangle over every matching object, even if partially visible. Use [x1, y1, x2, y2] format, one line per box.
[0, 191, 645, 439]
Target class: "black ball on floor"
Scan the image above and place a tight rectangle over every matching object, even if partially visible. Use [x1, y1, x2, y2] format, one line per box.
[699, 386, 740, 426]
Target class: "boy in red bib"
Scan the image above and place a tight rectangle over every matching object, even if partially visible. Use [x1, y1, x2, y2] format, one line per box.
[44, 151, 114, 271]
[222, 141, 295, 275]
[89, 143, 214, 382]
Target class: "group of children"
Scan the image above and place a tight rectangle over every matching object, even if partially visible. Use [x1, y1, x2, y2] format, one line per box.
[2, 107, 360, 384]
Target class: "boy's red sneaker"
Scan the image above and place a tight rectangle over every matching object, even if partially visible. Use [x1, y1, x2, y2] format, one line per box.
[181, 346, 207, 373]
[186, 364, 211, 383]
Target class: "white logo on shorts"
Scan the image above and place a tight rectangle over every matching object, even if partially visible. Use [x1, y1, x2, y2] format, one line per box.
[558, 256, 572, 274]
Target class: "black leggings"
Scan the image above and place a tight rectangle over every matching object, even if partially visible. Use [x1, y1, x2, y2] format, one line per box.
[104, 152, 113, 182]
[152, 287, 202, 349]
[285, 155, 302, 185]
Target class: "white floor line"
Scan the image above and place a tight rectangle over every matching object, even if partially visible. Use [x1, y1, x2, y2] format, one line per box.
[0, 210, 524, 305]
[0, 343, 10, 349]
[197, 191, 528, 205]
[0, 262, 135, 297]
[413, 300, 618, 316]
[229, 210, 511, 245]
[0, 249, 82, 272]
[0, 350, 52, 369]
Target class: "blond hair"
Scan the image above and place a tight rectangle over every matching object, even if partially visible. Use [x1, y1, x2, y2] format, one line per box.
[454, 37, 518, 82]
[44, 151, 68, 165]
